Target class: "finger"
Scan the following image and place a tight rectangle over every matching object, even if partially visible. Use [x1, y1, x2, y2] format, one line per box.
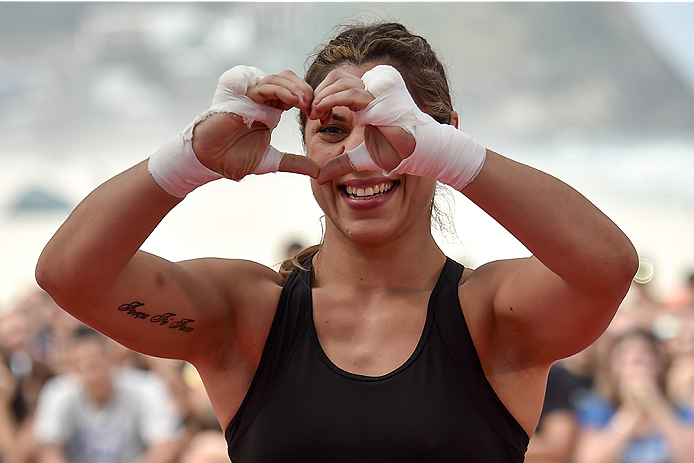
[266, 72, 314, 113]
[248, 73, 313, 113]
[316, 153, 356, 184]
[312, 68, 352, 96]
[310, 71, 371, 121]
[313, 74, 362, 101]
[312, 88, 373, 118]
[275, 70, 314, 95]
[247, 84, 300, 111]
[279, 153, 321, 178]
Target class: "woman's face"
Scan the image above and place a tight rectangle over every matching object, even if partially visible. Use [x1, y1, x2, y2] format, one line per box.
[304, 62, 437, 248]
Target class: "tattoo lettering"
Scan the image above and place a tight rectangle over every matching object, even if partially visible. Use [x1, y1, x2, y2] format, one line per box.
[151, 312, 195, 332]
[150, 312, 175, 325]
[116, 303, 195, 333]
[118, 302, 150, 320]
[169, 318, 195, 332]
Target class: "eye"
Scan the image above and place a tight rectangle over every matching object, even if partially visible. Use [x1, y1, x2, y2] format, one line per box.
[316, 125, 349, 140]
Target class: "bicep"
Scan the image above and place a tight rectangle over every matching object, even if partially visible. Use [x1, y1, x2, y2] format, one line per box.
[481, 257, 623, 364]
[59, 252, 267, 363]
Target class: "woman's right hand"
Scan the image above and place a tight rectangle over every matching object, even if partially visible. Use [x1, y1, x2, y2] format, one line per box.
[192, 68, 320, 180]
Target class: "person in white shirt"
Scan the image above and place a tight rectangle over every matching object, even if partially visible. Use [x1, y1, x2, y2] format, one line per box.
[33, 326, 183, 463]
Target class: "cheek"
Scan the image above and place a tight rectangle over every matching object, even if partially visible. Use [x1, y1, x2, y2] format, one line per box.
[307, 143, 343, 168]
[310, 178, 330, 202]
[412, 179, 437, 207]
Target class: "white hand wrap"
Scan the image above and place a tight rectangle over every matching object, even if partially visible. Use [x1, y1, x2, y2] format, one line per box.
[148, 65, 285, 197]
[351, 65, 487, 191]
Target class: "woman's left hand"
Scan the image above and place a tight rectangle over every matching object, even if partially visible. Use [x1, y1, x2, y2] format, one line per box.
[308, 68, 416, 182]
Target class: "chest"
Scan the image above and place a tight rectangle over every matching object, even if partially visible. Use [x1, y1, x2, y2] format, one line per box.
[226, 261, 528, 462]
[232, 324, 518, 463]
[311, 289, 431, 377]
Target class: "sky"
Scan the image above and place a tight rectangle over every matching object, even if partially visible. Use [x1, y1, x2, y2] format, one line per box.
[629, 2, 694, 97]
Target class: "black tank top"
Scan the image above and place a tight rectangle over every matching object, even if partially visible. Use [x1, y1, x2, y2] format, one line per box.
[225, 257, 529, 462]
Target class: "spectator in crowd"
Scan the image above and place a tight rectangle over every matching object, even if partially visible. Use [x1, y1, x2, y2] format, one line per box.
[611, 281, 666, 336]
[665, 272, 694, 312]
[178, 430, 229, 463]
[33, 325, 183, 463]
[1, 353, 28, 463]
[574, 328, 694, 463]
[525, 356, 596, 463]
[666, 314, 694, 410]
[0, 308, 53, 416]
[0, 307, 56, 463]
[283, 241, 305, 261]
[140, 355, 219, 446]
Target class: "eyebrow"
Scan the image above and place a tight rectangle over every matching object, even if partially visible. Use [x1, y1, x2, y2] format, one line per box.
[330, 112, 348, 123]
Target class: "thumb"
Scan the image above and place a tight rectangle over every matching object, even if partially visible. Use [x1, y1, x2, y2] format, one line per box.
[316, 153, 356, 184]
[364, 125, 415, 170]
[279, 153, 321, 178]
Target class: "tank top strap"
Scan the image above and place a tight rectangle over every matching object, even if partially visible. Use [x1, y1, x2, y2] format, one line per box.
[225, 259, 313, 446]
[434, 257, 529, 456]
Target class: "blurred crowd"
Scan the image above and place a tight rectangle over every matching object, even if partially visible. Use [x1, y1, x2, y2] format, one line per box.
[1, 259, 694, 463]
[0, 288, 228, 463]
[526, 266, 694, 463]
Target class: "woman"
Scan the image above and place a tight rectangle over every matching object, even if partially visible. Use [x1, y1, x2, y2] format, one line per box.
[574, 329, 694, 463]
[35, 22, 637, 462]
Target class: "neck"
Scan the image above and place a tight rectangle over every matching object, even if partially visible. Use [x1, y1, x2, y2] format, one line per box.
[87, 379, 113, 406]
[314, 227, 446, 293]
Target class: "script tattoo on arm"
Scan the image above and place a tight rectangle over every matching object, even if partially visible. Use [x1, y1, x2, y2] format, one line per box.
[117, 301, 195, 333]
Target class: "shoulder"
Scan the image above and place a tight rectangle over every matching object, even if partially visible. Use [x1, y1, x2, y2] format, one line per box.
[458, 257, 525, 288]
[178, 257, 285, 320]
[181, 258, 288, 364]
[179, 257, 285, 287]
[456, 258, 525, 335]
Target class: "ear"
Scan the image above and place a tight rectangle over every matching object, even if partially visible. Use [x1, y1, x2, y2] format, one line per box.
[449, 110, 459, 129]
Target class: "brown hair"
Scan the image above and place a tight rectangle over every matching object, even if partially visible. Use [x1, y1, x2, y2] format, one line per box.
[299, 21, 453, 129]
[281, 21, 456, 277]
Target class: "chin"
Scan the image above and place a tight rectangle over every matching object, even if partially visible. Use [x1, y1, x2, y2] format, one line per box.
[340, 222, 404, 248]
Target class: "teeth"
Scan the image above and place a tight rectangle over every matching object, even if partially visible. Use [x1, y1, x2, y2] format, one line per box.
[345, 182, 393, 199]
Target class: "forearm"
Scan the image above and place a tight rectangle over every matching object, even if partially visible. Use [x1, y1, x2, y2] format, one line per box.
[36, 160, 181, 308]
[138, 440, 182, 463]
[462, 150, 637, 292]
[0, 403, 20, 463]
[36, 444, 70, 463]
[574, 429, 631, 463]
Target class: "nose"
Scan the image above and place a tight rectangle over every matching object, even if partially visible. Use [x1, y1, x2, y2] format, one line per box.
[340, 125, 366, 153]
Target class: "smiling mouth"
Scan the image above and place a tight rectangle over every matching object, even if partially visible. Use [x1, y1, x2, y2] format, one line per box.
[342, 181, 395, 200]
